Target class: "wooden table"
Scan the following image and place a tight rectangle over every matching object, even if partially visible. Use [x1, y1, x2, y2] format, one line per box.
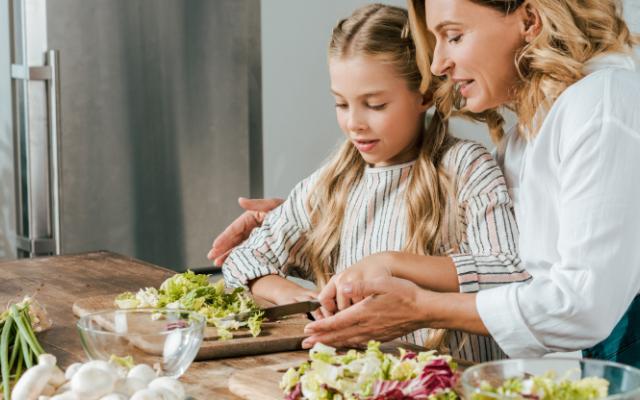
[0, 251, 306, 398]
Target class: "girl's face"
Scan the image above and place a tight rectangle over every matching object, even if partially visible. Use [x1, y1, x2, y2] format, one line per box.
[426, 0, 526, 112]
[329, 55, 429, 167]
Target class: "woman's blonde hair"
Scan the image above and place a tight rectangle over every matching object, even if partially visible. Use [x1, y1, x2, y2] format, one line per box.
[304, 3, 455, 349]
[408, 0, 639, 139]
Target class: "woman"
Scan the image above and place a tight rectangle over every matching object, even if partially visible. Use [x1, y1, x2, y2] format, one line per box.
[209, 0, 640, 365]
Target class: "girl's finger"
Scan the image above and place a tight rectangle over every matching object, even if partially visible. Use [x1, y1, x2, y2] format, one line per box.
[318, 281, 338, 314]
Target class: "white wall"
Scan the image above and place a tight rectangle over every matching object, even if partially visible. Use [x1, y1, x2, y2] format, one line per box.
[261, 0, 640, 198]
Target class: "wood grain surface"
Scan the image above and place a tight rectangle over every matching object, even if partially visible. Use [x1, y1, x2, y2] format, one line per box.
[0, 251, 311, 398]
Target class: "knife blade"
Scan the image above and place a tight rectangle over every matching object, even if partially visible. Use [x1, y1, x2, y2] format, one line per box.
[223, 299, 321, 322]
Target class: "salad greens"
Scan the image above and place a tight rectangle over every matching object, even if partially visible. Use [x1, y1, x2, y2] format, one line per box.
[471, 370, 609, 400]
[280, 341, 459, 400]
[115, 271, 263, 340]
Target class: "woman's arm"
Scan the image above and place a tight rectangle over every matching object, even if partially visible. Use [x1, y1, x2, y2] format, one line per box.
[207, 197, 284, 265]
[303, 277, 489, 349]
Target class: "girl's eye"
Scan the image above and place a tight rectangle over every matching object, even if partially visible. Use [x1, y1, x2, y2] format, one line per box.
[368, 103, 387, 111]
[447, 34, 462, 44]
[335, 103, 348, 109]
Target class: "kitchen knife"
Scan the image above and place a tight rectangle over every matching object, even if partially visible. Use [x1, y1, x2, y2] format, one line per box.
[224, 299, 321, 322]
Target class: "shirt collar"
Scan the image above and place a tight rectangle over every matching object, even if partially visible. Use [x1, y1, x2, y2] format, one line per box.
[583, 46, 640, 74]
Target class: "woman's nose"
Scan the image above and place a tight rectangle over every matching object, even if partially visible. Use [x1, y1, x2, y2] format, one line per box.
[430, 44, 452, 76]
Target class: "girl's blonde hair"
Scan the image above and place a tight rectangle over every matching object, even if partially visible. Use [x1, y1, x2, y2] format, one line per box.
[408, 0, 638, 140]
[304, 4, 455, 349]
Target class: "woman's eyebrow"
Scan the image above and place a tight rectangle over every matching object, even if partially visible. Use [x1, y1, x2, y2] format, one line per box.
[431, 20, 463, 33]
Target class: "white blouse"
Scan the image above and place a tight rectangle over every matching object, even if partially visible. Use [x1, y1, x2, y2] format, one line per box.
[477, 48, 640, 357]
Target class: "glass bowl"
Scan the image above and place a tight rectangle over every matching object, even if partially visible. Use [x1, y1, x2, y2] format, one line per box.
[461, 358, 640, 399]
[77, 308, 205, 378]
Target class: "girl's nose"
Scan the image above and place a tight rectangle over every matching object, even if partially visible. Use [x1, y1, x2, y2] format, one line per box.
[348, 111, 367, 132]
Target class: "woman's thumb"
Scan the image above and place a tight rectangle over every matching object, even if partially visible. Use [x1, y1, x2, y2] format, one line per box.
[238, 197, 285, 212]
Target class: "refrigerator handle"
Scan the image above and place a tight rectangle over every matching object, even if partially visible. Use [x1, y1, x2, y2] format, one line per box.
[47, 49, 62, 255]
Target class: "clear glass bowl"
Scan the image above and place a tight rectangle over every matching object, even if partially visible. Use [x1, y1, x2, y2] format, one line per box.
[461, 358, 640, 399]
[77, 308, 205, 378]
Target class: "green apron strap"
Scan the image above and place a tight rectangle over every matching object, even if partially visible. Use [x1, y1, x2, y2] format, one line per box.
[582, 294, 640, 368]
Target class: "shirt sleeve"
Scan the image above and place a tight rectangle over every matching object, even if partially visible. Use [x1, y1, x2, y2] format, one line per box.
[222, 174, 316, 289]
[477, 115, 640, 357]
[448, 142, 532, 293]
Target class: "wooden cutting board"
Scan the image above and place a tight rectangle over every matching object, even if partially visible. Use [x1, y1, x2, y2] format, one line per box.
[228, 342, 473, 400]
[72, 294, 310, 360]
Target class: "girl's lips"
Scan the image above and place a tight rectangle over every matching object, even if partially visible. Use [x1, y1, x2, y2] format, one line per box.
[354, 139, 379, 152]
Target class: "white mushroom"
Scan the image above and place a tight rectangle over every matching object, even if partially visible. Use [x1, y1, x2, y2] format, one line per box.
[129, 389, 164, 400]
[64, 363, 83, 380]
[127, 364, 157, 385]
[98, 395, 127, 400]
[40, 385, 55, 397]
[148, 378, 185, 399]
[38, 354, 57, 368]
[11, 363, 54, 400]
[113, 377, 147, 396]
[77, 360, 117, 376]
[54, 382, 71, 395]
[48, 366, 67, 388]
[70, 366, 117, 400]
[49, 392, 78, 400]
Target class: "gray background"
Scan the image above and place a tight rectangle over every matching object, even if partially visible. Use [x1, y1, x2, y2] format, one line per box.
[0, 0, 639, 263]
[261, 0, 640, 197]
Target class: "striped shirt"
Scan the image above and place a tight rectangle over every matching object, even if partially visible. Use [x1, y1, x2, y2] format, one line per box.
[223, 140, 531, 362]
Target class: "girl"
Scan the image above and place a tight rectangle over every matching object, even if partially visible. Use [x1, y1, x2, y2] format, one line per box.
[303, 0, 640, 367]
[222, 3, 530, 363]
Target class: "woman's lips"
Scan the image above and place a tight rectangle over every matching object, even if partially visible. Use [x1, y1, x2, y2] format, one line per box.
[458, 80, 475, 97]
[354, 139, 379, 152]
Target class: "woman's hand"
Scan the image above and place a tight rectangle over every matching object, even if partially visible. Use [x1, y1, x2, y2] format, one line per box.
[303, 276, 428, 348]
[318, 252, 395, 314]
[206, 197, 284, 265]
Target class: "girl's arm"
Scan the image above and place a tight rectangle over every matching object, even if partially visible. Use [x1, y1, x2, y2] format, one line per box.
[222, 175, 317, 298]
[249, 275, 317, 305]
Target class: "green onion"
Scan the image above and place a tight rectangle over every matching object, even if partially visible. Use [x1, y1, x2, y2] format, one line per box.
[0, 299, 48, 399]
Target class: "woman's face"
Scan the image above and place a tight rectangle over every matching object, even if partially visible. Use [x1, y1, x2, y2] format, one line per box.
[329, 55, 429, 167]
[426, 0, 526, 112]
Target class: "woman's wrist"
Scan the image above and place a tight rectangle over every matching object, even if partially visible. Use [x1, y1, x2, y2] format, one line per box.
[414, 290, 489, 335]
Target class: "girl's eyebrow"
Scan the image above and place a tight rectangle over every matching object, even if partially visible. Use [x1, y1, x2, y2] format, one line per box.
[330, 89, 386, 98]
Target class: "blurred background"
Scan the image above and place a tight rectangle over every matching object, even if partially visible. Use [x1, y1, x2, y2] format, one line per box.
[0, 0, 638, 270]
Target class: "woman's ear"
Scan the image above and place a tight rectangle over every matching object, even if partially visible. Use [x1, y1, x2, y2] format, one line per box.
[518, 2, 542, 43]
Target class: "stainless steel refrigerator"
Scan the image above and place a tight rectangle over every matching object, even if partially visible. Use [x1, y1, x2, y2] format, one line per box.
[0, 0, 262, 270]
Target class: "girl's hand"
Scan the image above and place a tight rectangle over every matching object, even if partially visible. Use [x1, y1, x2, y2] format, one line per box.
[318, 252, 394, 314]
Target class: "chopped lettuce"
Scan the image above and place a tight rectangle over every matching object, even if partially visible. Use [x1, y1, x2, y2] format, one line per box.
[281, 341, 459, 400]
[471, 370, 609, 400]
[115, 271, 263, 340]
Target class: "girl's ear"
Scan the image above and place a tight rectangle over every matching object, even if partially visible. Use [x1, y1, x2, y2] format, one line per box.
[518, 2, 542, 43]
[419, 91, 434, 112]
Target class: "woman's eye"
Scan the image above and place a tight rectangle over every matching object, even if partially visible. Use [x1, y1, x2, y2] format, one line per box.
[368, 103, 387, 110]
[447, 34, 462, 44]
